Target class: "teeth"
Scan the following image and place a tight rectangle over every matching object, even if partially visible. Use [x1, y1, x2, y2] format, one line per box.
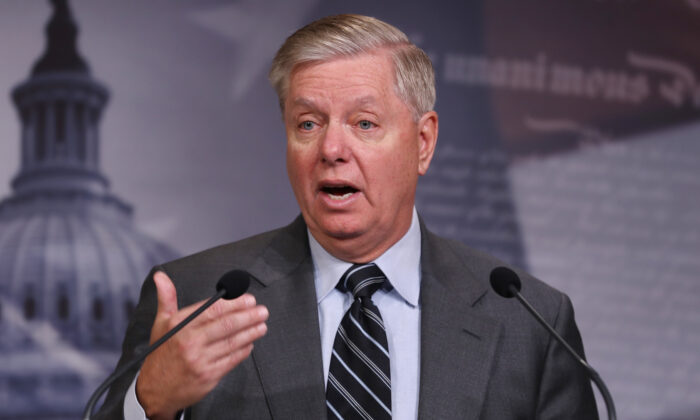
[328, 192, 353, 200]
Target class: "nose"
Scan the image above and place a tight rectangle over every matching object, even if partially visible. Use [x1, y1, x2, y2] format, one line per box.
[320, 122, 350, 165]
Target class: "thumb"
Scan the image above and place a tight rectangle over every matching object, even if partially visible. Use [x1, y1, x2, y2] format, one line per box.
[153, 271, 178, 318]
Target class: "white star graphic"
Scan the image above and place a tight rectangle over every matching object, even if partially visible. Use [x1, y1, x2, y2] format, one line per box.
[187, 0, 318, 101]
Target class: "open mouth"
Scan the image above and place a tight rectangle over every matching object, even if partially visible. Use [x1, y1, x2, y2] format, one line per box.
[321, 185, 358, 200]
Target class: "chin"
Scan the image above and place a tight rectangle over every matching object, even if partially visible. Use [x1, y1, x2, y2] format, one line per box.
[316, 218, 366, 241]
[323, 226, 364, 240]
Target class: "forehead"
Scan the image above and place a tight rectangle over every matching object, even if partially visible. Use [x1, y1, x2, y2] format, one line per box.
[286, 52, 398, 109]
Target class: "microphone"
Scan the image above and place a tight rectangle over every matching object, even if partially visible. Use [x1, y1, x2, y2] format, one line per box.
[489, 266, 617, 420]
[82, 269, 252, 419]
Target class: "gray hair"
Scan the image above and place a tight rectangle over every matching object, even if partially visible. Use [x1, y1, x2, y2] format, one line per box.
[268, 14, 435, 121]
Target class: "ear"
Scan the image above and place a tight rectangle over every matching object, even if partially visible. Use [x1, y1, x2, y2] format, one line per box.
[416, 111, 438, 175]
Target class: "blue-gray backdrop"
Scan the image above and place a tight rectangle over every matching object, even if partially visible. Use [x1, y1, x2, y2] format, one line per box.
[0, 1, 699, 419]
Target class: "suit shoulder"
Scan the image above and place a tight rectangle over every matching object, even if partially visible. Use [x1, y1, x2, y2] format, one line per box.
[156, 216, 306, 283]
[424, 228, 566, 315]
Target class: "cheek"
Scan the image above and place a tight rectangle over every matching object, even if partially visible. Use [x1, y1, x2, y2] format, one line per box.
[287, 145, 314, 193]
[381, 148, 418, 180]
[366, 154, 412, 199]
[373, 146, 419, 202]
[286, 146, 301, 187]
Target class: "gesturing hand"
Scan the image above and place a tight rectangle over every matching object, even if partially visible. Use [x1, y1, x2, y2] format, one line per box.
[136, 271, 269, 420]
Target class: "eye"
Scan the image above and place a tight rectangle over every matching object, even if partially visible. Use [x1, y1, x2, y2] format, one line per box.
[299, 121, 316, 131]
[358, 120, 375, 130]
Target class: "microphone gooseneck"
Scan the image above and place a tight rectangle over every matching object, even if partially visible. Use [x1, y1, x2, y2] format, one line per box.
[489, 266, 617, 420]
[82, 269, 252, 419]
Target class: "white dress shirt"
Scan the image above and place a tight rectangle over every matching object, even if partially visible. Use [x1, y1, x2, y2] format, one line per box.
[311, 208, 422, 420]
[124, 208, 422, 419]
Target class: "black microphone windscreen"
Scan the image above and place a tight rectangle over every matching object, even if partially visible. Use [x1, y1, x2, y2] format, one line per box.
[216, 270, 252, 300]
[490, 266, 522, 298]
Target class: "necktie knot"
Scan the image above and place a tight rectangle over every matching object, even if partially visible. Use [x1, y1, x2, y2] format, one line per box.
[338, 263, 387, 299]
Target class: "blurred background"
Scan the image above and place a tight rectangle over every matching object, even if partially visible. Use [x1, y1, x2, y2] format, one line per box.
[0, 0, 698, 418]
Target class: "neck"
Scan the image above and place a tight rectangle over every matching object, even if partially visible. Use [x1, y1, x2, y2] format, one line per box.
[309, 211, 416, 264]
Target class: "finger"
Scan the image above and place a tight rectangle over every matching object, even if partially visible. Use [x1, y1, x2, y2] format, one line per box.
[169, 293, 258, 329]
[200, 293, 258, 323]
[187, 343, 256, 390]
[153, 271, 178, 318]
[200, 304, 269, 345]
[201, 320, 268, 363]
[210, 343, 256, 379]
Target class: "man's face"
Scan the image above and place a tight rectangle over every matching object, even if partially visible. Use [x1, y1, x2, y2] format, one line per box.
[284, 52, 437, 262]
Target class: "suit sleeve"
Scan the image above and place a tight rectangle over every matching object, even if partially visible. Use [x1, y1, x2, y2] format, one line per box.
[535, 293, 600, 420]
[92, 268, 160, 420]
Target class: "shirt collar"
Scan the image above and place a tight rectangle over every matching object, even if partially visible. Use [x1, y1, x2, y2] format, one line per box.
[309, 208, 421, 307]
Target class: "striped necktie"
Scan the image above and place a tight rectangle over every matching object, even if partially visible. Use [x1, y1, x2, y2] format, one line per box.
[326, 263, 391, 420]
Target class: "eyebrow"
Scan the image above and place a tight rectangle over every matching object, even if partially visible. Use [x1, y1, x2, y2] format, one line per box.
[289, 95, 380, 110]
[290, 97, 317, 109]
[352, 96, 379, 107]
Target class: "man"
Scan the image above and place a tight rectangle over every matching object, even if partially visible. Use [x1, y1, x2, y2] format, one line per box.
[96, 14, 597, 419]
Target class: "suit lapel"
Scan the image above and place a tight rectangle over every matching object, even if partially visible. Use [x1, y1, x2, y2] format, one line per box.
[246, 217, 327, 419]
[418, 225, 502, 420]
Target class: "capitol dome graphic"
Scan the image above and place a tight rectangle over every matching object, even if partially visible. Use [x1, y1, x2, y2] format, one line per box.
[0, 0, 179, 417]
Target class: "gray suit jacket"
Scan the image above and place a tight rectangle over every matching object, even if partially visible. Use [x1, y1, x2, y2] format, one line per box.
[96, 216, 598, 419]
